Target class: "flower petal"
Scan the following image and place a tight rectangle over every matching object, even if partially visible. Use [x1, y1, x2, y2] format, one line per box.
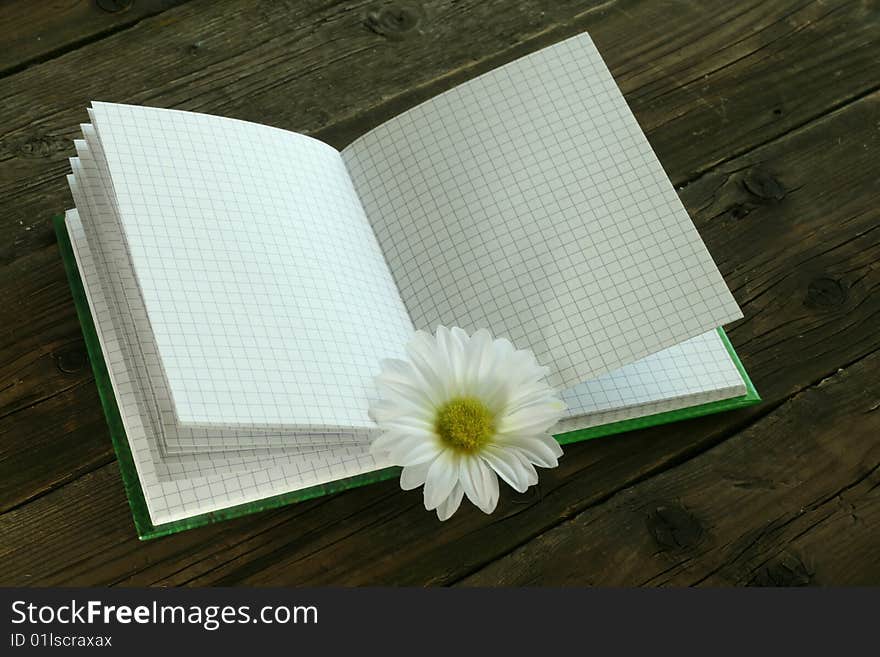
[512, 450, 540, 486]
[389, 436, 443, 466]
[463, 328, 493, 393]
[450, 327, 470, 354]
[378, 415, 437, 439]
[482, 463, 500, 513]
[399, 462, 431, 491]
[406, 330, 450, 401]
[369, 430, 408, 455]
[472, 350, 514, 414]
[376, 358, 438, 408]
[481, 445, 533, 493]
[435, 326, 463, 394]
[497, 401, 566, 435]
[459, 456, 499, 514]
[375, 375, 437, 413]
[447, 326, 470, 393]
[503, 382, 563, 416]
[368, 397, 432, 424]
[423, 450, 460, 510]
[501, 433, 563, 468]
[436, 483, 464, 521]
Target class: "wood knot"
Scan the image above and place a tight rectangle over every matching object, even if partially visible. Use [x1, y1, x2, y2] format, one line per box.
[97, 0, 134, 12]
[365, 3, 423, 39]
[54, 346, 88, 374]
[728, 203, 751, 220]
[748, 553, 812, 586]
[804, 277, 847, 310]
[646, 503, 704, 551]
[742, 168, 786, 202]
[0, 134, 70, 159]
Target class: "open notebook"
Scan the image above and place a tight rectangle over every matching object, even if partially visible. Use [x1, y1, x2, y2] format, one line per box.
[57, 32, 758, 539]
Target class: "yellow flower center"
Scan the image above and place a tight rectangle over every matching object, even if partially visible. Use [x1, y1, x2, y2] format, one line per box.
[434, 397, 495, 453]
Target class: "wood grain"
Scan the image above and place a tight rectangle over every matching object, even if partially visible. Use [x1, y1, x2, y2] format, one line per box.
[3, 0, 878, 511]
[0, 0, 189, 76]
[1, 80, 877, 586]
[461, 350, 880, 586]
[0, 0, 878, 586]
[3, 0, 878, 264]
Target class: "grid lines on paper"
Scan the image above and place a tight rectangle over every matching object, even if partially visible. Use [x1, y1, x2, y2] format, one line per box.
[65, 209, 388, 525]
[89, 102, 414, 429]
[560, 329, 745, 418]
[72, 125, 367, 454]
[343, 32, 742, 389]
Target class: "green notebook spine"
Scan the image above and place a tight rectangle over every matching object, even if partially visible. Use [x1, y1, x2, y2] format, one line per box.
[54, 214, 760, 540]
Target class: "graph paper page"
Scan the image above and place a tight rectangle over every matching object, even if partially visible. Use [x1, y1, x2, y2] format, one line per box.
[88, 102, 414, 429]
[343, 32, 742, 389]
[68, 129, 369, 452]
[560, 329, 745, 420]
[65, 209, 388, 526]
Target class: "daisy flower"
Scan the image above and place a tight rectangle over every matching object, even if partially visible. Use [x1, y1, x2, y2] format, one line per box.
[370, 326, 565, 520]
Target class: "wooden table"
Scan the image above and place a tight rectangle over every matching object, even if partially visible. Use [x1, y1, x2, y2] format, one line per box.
[1, 1, 878, 586]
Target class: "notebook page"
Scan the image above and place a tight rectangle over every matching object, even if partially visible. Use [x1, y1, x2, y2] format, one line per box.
[66, 209, 390, 526]
[560, 329, 745, 419]
[69, 132, 368, 452]
[555, 384, 740, 435]
[88, 102, 414, 430]
[64, 193, 350, 471]
[343, 32, 742, 389]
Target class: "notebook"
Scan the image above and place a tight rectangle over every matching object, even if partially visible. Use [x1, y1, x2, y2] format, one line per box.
[56, 32, 758, 539]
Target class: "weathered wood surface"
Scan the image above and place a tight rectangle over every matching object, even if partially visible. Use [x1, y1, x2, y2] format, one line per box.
[0, 0, 878, 586]
[463, 350, 880, 586]
[0, 0, 188, 76]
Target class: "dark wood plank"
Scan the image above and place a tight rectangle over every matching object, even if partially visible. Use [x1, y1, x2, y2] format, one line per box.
[0, 245, 111, 511]
[0, 385, 112, 515]
[2, 82, 877, 585]
[3, 0, 879, 512]
[3, 0, 878, 264]
[0, 460, 404, 586]
[461, 350, 880, 586]
[0, 0, 188, 76]
[0, 248, 89, 418]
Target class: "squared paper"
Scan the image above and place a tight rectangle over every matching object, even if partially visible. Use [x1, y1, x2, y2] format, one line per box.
[561, 330, 745, 418]
[343, 32, 743, 389]
[64, 209, 391, 526]
[558, 329, 746, 432]
[68, 127, 368, 452]
[88, 102, 414, 430]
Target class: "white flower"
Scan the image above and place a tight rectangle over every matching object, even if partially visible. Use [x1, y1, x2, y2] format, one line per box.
[370, 326, 565, 520]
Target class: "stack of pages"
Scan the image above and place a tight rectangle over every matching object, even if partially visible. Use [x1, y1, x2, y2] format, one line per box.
[57, 32, 757, 538]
